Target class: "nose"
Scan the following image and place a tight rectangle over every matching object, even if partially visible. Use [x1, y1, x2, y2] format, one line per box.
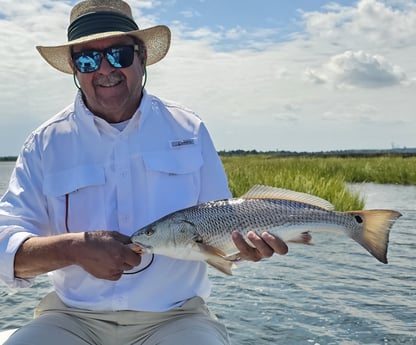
[97, 54, 115, 74]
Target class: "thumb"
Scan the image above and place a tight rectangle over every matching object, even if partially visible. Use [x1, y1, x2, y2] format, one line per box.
[127, 243, 144, 254]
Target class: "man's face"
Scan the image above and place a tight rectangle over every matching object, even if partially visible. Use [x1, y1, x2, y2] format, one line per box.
[71, 35, 145, 123]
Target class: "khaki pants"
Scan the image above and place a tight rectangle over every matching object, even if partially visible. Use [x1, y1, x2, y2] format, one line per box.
[5, 292, 230, 345]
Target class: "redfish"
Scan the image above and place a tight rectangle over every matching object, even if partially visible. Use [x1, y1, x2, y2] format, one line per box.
[131, 185, 401, 275]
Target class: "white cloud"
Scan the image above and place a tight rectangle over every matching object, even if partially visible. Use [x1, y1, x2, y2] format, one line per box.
[179, 10, 201, 19]
[301, 0, 416, 50]
[305, 50, 408, 88]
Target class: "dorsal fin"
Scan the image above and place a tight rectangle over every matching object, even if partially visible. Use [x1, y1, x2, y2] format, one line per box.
[240, 185, 335, 210]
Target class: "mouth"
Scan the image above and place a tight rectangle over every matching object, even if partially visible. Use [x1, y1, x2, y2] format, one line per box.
[129, 242, 153, 254]
[98, 79, 122, 88]
[95, 73, 124, 88]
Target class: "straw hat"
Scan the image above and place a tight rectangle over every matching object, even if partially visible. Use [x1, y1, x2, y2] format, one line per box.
[36, 0, 171, 74]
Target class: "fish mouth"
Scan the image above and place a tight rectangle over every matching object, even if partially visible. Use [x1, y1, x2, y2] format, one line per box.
[130, 241, 154, 254]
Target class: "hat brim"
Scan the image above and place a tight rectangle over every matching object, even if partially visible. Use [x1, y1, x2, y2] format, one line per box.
[36, 25, 171, 74]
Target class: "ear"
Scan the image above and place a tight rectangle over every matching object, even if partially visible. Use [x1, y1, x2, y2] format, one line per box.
[68, 58, 77, 74]
[142, 47, 148, 66]
[67, 46, 77, 73]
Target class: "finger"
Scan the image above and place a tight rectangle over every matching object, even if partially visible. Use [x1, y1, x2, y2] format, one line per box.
[106, 268, 124, 281]
[127, 243, 144, 254]
[112, 232, 132, 244]
[247, 231, 275, 258]
[232, 231, 262, 261]
[124, 246, 142, 267]
[122, 263, 135, 271]
[261, 232, 288, 255]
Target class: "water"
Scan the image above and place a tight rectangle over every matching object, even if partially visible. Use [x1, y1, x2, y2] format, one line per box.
[210, 183, 416, 344]
[0, 162, 415, 344]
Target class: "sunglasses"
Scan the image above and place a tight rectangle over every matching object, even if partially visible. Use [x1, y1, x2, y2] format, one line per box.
[71, 44, 139, 73]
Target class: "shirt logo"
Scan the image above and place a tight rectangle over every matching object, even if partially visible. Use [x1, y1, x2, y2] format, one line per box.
[169, 138, 196, 148]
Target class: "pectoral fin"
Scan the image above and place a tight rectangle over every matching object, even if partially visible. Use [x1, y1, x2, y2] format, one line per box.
[197, 243, 236, 275]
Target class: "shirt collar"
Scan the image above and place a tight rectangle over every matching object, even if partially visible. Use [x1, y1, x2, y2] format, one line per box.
[74, 90, 145, 136]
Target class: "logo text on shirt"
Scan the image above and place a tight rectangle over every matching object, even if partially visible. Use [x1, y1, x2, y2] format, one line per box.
[169, 138, 196, 148]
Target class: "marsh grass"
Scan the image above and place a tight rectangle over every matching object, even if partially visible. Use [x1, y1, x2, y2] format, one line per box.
[221, 155, 416, 211]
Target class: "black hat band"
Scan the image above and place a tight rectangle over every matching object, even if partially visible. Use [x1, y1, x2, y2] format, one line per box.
[68, 11, 139, 42]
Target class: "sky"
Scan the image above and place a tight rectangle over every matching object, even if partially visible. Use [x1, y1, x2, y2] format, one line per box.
[0, 0, 415, 155]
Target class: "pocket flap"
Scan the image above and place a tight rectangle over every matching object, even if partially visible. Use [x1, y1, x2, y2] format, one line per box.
[142, 148, 203, 175]
[43, 165, 106, 196]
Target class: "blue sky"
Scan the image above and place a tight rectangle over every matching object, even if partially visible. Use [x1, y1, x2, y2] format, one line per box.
[147, 1, 355, 28]
[0, 0, 415, 155]
[141, 1, 359, 48]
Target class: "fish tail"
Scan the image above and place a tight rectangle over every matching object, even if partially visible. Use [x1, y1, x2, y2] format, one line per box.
[346, 209, 402, 264]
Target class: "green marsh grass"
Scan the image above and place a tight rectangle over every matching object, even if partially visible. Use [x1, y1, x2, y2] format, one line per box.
[221, 155, 416, 211]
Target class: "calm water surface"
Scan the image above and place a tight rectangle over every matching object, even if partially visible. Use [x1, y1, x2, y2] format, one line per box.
[0, 162, 414, 344]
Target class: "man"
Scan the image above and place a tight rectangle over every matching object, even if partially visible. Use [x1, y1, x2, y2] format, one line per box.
[0, 1, 288, 344]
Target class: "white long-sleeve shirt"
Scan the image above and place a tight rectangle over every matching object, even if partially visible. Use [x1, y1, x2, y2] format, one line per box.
[0, 90, 231, 312]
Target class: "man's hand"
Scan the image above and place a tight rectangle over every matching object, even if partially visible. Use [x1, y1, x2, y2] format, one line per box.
[74, 231, 142, 281]
[14, 231, 141, 281]
[232, 231, 288, 261]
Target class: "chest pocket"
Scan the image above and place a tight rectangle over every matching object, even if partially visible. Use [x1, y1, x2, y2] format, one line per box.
[43, 165, 107, 232]
[142, 147, 203, 216]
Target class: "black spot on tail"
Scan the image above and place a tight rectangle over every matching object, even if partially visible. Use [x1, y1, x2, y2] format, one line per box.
[354, 215, 363, 224]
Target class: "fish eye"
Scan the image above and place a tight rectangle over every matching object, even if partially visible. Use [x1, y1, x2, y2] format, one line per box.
[145, 229, 155, 236]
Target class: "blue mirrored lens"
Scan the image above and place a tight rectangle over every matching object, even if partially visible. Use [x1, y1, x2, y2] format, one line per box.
[106, 46, 135, 68]
[72, 45, 136, 73]
[73, 51, 101, 73]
